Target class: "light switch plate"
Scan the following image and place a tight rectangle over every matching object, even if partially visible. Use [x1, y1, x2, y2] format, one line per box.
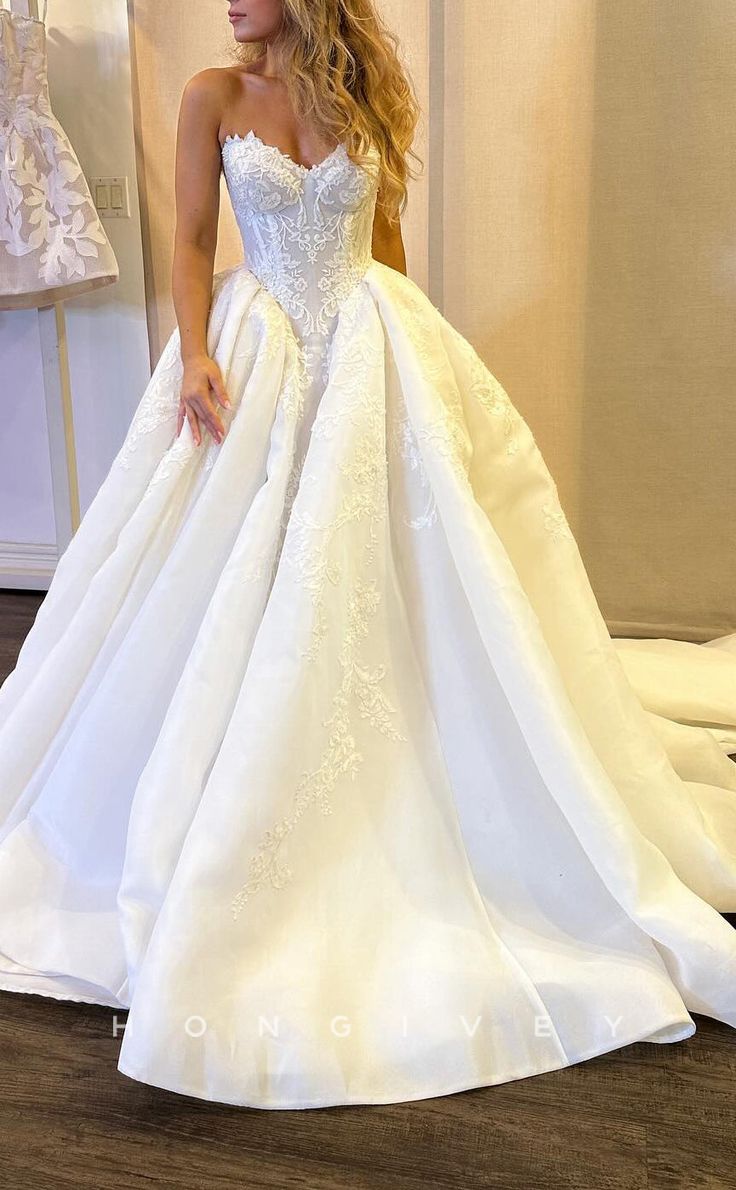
[89, 176, 130, 219]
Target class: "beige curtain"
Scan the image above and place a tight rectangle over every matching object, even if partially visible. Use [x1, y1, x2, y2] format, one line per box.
[441, 0, 735, 640]
[128, 0, 735, 639]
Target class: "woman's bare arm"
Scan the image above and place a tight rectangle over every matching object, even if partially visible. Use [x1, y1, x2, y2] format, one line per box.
[172, 69, 230, 447]
[372, 193, 407, 274]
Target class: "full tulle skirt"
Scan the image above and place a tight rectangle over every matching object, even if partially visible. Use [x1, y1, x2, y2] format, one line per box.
[0, 260, 734, 1109]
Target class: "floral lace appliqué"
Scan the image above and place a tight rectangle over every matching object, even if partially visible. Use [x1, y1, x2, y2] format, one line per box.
[230, 289, 406, 917]
[541, 487, 576, 542]
[221, 130, 380, 341]
[0, 9, 117, 292]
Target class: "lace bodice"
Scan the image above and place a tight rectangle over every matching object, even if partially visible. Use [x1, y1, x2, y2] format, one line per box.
[220, 130, 380, 344]
[0, 5, 48, 106]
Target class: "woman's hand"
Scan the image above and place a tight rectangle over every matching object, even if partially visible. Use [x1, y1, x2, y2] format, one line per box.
[177, 353, 231, 447]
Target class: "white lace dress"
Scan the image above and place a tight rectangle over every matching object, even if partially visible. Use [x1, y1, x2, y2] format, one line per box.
[0, 127, 734, 1111]
[0, 4, 118, 309]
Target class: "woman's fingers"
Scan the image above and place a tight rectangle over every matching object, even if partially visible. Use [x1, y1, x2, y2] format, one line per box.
[210, 366, 231, 411]
[178, 356, 231, 448]
[185, 404, 202, 447]
[190, 394, 225, 444]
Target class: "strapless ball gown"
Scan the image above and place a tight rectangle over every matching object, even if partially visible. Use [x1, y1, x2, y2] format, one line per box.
[0, 129, 734, 1111]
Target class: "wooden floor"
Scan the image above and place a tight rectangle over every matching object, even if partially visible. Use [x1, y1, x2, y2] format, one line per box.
[0, 589, 734, 1190]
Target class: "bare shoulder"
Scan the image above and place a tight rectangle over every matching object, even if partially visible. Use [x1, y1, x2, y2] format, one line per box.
[178, 68, 246, 145]
[180, 65, 267, 131]
[181, 66, 239, 108]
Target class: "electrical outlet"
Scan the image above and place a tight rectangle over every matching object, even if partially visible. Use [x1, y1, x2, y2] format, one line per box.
[90, 176, 130, 219]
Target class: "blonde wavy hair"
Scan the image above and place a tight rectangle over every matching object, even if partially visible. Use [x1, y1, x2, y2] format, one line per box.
[233, 0, 423, 222]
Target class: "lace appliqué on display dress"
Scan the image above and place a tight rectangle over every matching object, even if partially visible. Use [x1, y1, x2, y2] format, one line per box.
[0, 7, 118, 306]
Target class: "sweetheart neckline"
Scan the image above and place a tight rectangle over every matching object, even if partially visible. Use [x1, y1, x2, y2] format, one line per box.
[221, 128, 345, 175]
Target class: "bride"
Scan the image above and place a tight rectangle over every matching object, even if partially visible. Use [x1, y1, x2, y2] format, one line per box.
[0, 0, 734, 1111]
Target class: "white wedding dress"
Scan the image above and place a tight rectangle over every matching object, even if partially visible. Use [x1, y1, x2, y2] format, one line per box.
[0, 129, 734, 1111]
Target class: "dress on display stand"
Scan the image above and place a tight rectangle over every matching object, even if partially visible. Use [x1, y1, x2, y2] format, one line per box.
[0, 1, 118, 310]
[0, 119, 734, 1110]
